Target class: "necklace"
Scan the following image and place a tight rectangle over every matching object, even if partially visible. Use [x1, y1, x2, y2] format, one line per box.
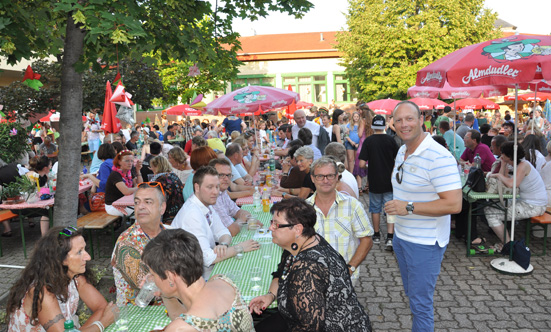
[281, 236, 317, 281]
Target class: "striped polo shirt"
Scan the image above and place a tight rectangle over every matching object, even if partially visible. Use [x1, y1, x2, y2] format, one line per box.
[391, 133, 461, 246]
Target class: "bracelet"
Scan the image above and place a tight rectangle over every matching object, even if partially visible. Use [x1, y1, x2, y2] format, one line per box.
[267, 291, 276, 302]
[92, 321, 105, 332]
[219, 242, 229, 247]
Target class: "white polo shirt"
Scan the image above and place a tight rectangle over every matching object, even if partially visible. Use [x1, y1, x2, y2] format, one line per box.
[391, 133, 461, 247]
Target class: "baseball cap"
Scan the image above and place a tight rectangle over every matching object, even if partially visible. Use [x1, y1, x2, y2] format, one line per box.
[372, 115, 386, 130]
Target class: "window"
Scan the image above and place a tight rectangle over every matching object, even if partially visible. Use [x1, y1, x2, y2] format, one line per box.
[282, 73, 327, 103]
[333, 73, 358, 103]
[231, 75, 275, 91]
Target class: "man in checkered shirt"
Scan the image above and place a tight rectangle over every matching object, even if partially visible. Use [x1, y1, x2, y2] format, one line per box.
[306, 156, 374, 284]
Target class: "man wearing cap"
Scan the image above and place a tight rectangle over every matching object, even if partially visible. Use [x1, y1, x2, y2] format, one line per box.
[433, 106, 452, 135]
[359, 115, 399, 250]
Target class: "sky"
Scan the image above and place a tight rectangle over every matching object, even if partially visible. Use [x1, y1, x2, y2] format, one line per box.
[230, 0, 551, 36]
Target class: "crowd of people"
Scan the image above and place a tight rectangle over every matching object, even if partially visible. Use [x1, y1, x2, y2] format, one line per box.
[2, 98, 550, 331]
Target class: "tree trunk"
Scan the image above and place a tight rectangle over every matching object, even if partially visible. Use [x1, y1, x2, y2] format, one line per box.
[53, 15, 85, 226]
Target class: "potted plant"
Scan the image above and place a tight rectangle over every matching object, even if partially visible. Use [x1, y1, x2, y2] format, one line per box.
[0, 176, 36, 204]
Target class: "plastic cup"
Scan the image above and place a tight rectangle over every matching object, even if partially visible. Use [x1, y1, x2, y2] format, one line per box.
[386, 214, 396, 224]
[135, 275, 159, 308]
[235, 245, 244, 260]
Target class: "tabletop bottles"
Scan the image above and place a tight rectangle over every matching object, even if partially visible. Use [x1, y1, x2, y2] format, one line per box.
[253, 186, 261, 212]
[63, 320, 80, 332]
[474, 153, 481, 169]
[262, 188, 270, 213]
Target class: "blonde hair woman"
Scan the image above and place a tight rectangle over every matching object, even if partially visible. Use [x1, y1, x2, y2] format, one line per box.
[344, 111, 364, 173]
[167, 147, 192, 184]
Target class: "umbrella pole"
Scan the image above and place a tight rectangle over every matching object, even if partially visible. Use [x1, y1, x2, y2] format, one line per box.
[532, 84, 538, 132]
[510, 85, 518, 251]
[453, 99, 457, 160]
[490, 84, 533, 275]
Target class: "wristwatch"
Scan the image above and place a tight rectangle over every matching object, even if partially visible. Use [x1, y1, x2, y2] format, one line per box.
[406, 202, 415, 215]
[347, 264, 356, 272]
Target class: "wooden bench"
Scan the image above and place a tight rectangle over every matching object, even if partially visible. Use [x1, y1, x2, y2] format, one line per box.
[0, 210, 18, 257]
[526, 212, 551, 256]
[78, 210, 120, 259]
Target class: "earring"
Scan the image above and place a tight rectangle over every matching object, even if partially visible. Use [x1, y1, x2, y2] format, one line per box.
[169, 281, 174, 287]
[291, 243, 298, 250]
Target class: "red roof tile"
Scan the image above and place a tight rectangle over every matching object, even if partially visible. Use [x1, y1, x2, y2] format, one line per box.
[237, 31, 340, 55]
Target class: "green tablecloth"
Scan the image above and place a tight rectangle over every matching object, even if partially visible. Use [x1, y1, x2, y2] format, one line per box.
[105, 305, 170, 332]
[461, 176, 515, 202]
[211, 204, 282, 306]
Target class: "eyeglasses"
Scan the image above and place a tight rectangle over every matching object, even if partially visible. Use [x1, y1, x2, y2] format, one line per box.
[138, 181, 166, 197]
[218, 173, 232, 179]
[59, 226, 78, 237]
[270, 220, 294, 230]
[312, 173, 337, 181]
[396, 161, 405, 184]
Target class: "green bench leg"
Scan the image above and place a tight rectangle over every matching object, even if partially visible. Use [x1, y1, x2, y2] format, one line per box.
[19, 215, 27, 259]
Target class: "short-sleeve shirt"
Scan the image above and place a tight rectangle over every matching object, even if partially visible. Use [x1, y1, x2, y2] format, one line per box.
[460, 143, 496, 172]
[171, 194, 231, 279]
[358, 134, 399, 193]
[442, 130, 466, 161]
[105, 171, 126, 205]
[391, 133, 461, 246]
[306, 191, 374, 281]
[222, 117, 243, 134]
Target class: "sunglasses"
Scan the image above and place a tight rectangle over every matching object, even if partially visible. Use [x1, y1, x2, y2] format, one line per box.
[59, 226, 78, 237]
[396, 161, 405, 184]
[270, 220, 295, 230]
[138, 181, 166, 197]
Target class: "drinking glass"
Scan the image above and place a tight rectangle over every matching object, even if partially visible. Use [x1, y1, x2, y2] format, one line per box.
[250, 267, 262, 292]
[248, 217, 260, 231]
[111, 304, 130, 332]
[234, 245, 244, 260]
[135, 275, 159, 308]
[260, 241, 272, 260]
[226, 270, 242, 285]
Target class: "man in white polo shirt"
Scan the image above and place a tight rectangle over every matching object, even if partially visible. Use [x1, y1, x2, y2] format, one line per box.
[292, 109, 321, 147]
[384, 101, 462, 332]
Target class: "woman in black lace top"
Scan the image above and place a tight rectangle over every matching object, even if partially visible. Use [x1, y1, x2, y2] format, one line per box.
[249, 198, 371, 332]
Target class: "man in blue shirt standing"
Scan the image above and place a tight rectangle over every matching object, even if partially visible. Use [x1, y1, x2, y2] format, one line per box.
[385, 101, 462, 332]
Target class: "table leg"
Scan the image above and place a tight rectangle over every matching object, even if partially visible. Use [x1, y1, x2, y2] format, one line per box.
[466, 202, 473, 257]
[48, 208, 53, 228]
[19, 214, 27, 259]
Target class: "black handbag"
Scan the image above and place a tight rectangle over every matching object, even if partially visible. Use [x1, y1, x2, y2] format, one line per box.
[464, 167, 486, 193]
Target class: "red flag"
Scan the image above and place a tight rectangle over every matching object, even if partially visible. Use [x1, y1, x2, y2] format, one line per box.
[113, 72, 122, 86]
[101, 81, 121, 133]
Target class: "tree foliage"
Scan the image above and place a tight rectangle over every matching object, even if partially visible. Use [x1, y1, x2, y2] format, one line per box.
[0, 0, 313, 226]
[336, 0, 501, 101]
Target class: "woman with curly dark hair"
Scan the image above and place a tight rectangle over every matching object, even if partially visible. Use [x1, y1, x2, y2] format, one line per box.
[6, 226, 115, 331]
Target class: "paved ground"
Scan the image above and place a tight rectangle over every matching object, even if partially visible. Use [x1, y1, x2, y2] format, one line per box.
[1, 194, 550, 331]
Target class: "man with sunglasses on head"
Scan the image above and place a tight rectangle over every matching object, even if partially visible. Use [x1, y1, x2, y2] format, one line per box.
[172, 166, 259, 279]
[209, 158, 252, 236]
[306, 156, 374, 285]
[384, 101, 462, 332]
[111, 182, 167, 306]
